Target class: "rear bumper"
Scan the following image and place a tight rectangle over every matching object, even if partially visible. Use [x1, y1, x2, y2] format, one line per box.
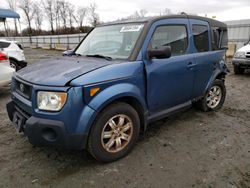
[232, 58, 250, 68]
[6, 101, 88, 150]
[0, 66, 14, 88]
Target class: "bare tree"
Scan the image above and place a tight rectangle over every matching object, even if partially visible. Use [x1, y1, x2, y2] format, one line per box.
[88, 3, 99, 26]
[43, 0, 55, 34]
[127, 11, 140, 19]
[33, 4, 43, 32]
[6, 0, 18, 35]
[54, 0, 61, 30]
[74, 6, 88, 28]
[67, 2, 75, 29]
[139, 9, 148, 17]
[162, 8, 172, 15]
[58, 0, 68, 29]
[19, 0, 34, 38]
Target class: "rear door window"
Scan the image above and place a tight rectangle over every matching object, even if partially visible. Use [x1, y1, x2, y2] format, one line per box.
[192, 25, 209, 52]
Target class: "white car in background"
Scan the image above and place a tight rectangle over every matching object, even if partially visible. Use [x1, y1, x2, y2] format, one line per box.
[0, 39, 27, 71]
[0, 51, 15, 88]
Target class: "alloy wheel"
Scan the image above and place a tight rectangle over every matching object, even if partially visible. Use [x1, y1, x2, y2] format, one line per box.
[206, 86, 222, 109]
[101, 114, 133, 153]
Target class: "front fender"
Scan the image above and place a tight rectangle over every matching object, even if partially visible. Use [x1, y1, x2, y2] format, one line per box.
[86, 82, 147, 114]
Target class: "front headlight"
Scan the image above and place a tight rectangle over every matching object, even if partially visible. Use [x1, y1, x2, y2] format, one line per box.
[234, 51, 245, 58]
[37, 91, 67, 111]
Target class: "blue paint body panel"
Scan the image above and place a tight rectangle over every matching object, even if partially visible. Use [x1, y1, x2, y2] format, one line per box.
[7, 16, 228, 149]
[16, 56, 125, 86]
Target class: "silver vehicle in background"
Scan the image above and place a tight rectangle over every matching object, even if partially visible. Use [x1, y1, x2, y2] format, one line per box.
[232, 42, 250, 74]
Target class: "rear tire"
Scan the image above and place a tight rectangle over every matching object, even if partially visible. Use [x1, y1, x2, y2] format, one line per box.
[10, 59, 19, 71]
[88, 102, 140, 163]
[234, 65, 244, 74]
[195, 79, 226, 112]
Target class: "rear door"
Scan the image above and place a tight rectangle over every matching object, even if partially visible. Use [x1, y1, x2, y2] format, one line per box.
[143, 18, 196, 115]
[189, 19, 214, 97]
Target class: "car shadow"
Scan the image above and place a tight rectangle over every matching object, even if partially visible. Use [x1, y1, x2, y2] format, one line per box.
[234, 69, 250, 77]
[243, 69, 250, 76]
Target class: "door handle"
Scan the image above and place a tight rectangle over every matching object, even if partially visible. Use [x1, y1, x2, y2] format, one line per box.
[187, 62, 196, 69]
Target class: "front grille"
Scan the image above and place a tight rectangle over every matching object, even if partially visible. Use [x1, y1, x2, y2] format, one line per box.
[15, 79, 32, 100]
[246, 52, 250, 58]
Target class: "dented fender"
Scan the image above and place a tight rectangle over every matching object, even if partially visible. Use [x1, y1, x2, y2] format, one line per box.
[205, 60, 228, 93]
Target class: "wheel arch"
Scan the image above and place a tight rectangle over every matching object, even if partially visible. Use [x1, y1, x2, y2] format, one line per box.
[8, 57, 20, 70]
[205, 70, 226, 94]
[93, 96, 148, 134]
[82, 95, 148, 149]
[215, 72, 226, 81]
[9, 57, 18, 63]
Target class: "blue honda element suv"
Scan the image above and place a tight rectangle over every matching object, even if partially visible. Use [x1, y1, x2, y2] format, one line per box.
[7, 15, 228, 162]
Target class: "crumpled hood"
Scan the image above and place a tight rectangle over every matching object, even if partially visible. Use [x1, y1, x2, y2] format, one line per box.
[16, 56, 123, 86]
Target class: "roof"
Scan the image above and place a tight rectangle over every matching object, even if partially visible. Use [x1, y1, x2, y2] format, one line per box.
[100, 14, 227, 29]
[0, 8, 20, 19]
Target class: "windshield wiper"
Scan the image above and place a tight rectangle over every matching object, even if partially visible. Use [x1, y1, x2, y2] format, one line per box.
[86, 54, 112, 61]
[75, 53, 82, 56]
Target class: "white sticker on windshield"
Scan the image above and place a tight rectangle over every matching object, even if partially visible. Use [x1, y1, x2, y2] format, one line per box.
[120, 25, 144, 32]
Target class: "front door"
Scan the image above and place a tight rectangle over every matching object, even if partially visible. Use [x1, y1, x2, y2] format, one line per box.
[143, 19, 195, 115]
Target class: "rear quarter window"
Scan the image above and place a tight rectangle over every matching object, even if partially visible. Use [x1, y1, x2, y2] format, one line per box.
[220, 30, 228, 49]
[212, 27, 219, 50]
[212, 27, 228, 50]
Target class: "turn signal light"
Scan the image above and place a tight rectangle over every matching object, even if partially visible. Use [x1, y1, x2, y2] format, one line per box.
[90, 87, 100, 97]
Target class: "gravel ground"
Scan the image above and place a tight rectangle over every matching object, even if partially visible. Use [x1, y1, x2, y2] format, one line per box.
[0, 48, 249, 188]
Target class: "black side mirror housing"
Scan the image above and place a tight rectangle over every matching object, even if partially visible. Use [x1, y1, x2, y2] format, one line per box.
[148, 46, 171, 59]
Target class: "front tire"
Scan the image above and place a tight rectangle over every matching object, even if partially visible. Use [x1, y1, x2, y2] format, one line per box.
[195, 79, 226, 112]
[88, 102, 140, 162]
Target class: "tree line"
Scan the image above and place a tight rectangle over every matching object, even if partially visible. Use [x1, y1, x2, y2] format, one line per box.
[3, 0, 100, 36]
[2, 0, 176, 37]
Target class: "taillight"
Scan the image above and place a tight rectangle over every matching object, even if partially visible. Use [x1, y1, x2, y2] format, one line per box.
[0, 52, 8, 61]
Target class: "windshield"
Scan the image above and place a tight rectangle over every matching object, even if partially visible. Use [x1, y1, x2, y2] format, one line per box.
[75, 23, 145, 59]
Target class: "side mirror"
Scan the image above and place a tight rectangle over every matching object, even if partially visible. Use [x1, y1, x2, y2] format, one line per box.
[62, 49, 75, 56]
[148, 46, 171, 59]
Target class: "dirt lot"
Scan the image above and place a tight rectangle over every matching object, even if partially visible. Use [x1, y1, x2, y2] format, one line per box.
[0, 48, 249, 188]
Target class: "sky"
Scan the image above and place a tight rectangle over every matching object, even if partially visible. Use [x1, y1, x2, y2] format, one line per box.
[66, 0, 250, 22]
[1, 0, 250, 30]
